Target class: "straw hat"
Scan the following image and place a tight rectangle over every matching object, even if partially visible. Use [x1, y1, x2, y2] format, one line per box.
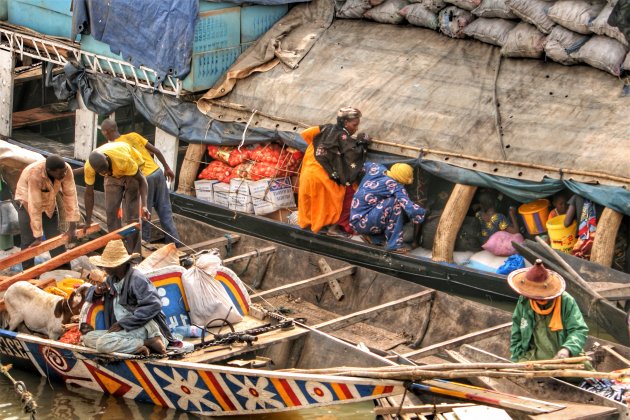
[89, 239, 140, 268]
[507, 259, 566, 300]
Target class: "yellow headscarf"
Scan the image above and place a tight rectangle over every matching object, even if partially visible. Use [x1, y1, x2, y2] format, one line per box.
[386, 163, 414, 185]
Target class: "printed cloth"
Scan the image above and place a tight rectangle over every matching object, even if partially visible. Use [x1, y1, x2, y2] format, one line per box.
[476, 211, 509, 244]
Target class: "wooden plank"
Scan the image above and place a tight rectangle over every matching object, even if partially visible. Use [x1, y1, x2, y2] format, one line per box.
[374, 403, 476, 416]
[402, 322, 512, 359]
[250, 266, 356, 300]
[317, 258, 345, 301]
[0, 49, 15, 137]
[0, 223, 140, 291]
[589, 282, 630, 301]
[0, 223, 101, 270]
[223, 246, 276, 265]
[183, 235, 241, 254]
[12, 104, 75, 129]
[313, 290, 434, 332]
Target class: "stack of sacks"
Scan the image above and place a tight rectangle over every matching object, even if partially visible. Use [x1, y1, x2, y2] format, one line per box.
[334, 0, 630, 77]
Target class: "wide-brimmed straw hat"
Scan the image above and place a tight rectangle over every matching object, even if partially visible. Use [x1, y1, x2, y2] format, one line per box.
[89, 239, 140, 268]
[507, 259, 566, 300]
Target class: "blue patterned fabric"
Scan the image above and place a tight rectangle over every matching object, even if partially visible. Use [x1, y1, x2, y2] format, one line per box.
[350, 162, 426, 250]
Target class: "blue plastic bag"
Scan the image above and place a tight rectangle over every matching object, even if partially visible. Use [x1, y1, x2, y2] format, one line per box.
[496, 254, 525, 275]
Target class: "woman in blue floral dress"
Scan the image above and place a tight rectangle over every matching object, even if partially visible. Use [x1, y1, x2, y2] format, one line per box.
[350, 162, 426, 253]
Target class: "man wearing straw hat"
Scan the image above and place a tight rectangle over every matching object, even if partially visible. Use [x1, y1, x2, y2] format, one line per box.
[82, 239, 174, 355]
[508, 259, 589, 362]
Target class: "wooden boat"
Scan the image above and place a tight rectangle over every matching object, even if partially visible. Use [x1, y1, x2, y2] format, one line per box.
[514, 239, 630, 346]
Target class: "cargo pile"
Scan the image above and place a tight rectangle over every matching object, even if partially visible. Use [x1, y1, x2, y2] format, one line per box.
[195, 142, 303, 216]
[336, 0, 629, 76]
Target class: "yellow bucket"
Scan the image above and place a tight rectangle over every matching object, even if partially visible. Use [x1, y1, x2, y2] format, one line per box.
[56, 278, 85, 295]
[518, 199, 550, 235]
[546, 215, 577, 252]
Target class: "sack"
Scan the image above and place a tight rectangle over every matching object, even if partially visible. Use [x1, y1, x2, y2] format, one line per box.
[445, 0, 482, 11]
[543, 25, 590, 64]
[181, 253, 249, 327]
[364, 0, 409, 23]
[400, 4, 440, 28]
[501, 22, 547, 56]
[496, 254, 526, 274]
[571, 35, 628, 75]
[463, 17, 517, 45]
[506, 0, 557, 33]
[409, 0, 447, 12]
[439, 6, 476, 37]
[337, 0, 373, 17]
[589, 5, 628, 45]
[137, 243, 180, 273]
[0, 201, 19, 236]
[572, 236, 594, 259]
[473, 0, 518, 18]
[547, 0, 605, 34]
[482, 230, 524, 256]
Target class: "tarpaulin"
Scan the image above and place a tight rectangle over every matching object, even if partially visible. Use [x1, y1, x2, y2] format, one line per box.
[198, 0, 630, 188]
[205, 0, 309, 4]
[72, 0, 198, 83]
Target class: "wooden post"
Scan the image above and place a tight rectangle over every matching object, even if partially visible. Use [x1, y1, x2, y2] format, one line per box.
[432, 184, 477, 263]
[155, 127, 179, 191]
[0, 49, 15, 137]
[590, 207, 623, 267]
[0, 223, 101, 270]
[0, 223, 139, 291]
[177, 143, 206, 195]
[74, 94, 98, 160]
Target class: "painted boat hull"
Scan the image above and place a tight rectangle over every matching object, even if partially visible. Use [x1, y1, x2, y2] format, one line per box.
[0, 329, 403, 416]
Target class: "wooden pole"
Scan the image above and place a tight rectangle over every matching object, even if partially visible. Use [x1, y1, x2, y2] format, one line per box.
[176, 143, 206, 196]
[590, 207, 623, 267]
[0, 223, 139, 291]
[0, 223, 101, 270]
[432, 184, 477, 263]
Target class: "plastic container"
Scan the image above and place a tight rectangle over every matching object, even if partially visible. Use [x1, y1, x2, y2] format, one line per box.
[546, 215, 577, 253]
[518, 199, 550, 235]
[8, 0, 75, 39]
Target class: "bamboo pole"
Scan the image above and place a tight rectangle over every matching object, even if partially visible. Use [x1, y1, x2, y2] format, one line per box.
[432, 184, 477, 263]
[176, 143, 206, 196]
[590, 207, 623, 267]
[374, 403, 475, 415]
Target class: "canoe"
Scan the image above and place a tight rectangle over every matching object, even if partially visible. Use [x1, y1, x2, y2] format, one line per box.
[514, 239, 630, 346]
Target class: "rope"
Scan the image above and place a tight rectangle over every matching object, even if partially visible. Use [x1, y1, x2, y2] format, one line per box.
[492, 54, 508, 161]
[0, 362, 38, 419]
[238, 109, 258, 152]
[142, 219, 196, 254]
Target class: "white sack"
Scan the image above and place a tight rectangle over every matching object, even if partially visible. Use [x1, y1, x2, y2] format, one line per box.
[137, 243, 180, 273]
[589, 5, 628, 45]
[337, 0, 373, 18]
[571, 35, 628, 75]
[547, 0, 605, 34]
[400, 4, 439, 29]
[364, 0, 409, 23]
[473, 0, 518, 18]
[408, 0, 447, 12]
[543, 25, 590, 63]
[506, 0, 557, 33]
[439, 6, 476, 37]
[445, 0, 482, 11]
[181, 253, 247, 326]
[463, 17, 517, 45]
[501, 22, 547, 56]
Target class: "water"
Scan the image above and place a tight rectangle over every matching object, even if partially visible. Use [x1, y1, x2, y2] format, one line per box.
[0, 367, 376, 420]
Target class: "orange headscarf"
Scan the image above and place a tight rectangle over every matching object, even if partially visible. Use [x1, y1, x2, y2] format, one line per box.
[530, 297, 563, 331]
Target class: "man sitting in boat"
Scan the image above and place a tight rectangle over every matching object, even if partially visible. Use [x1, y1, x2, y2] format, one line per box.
[82, 239, 175, 355]
[508, 259, 589, 362]
[298, 107, 370, 238]
[14, 155, 80, 269]
[83, 143, 150, 253]
[100, 119, 181, 248]
[349, 162, 426, 254]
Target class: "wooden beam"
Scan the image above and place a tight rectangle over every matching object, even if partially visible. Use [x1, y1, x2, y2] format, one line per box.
[589, 282, 630, 301]
[177, 143, 206, 195]
[250, 266, 356, 300]
[317, 258, 345, 301]
[183, 235, 241, 254]
[12, 104, 75, 129]
[432, 184, 477, 263]
[402, 322, 512, 359]
[0, 49, 15, 137]
[374, 403, 476, 416]
[0, 223, 101, 270]
[223, 246, 276, 265]
[313, 290, 434, 332]
[0, 223, 140, 291]
[590, 207, 623, 267]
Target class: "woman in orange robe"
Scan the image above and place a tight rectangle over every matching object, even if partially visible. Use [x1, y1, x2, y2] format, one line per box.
[298, 107, 370, 236]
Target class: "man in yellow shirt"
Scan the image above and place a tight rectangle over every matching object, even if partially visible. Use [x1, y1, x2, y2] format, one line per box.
[84, 142, 150, 253]
[15, 155, 80, 268]
[100, 120, 180, 246]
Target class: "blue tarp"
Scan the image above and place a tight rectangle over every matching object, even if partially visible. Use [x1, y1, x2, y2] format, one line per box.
[72, 0, 198, 83]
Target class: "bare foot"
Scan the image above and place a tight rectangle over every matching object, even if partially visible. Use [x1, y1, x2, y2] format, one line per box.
[144, 336, 167, 354]
[134, 345, 150, 356]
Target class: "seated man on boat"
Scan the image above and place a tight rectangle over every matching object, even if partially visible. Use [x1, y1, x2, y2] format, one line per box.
[508, 259, 589, 362]
[297, 107, 370, 238]
[82, 239, 175, 355]
[349, 162, 426, 253]
[100, 119, 181, 248]
[83, 142, 150, 253]
[14, 155, 80, 269]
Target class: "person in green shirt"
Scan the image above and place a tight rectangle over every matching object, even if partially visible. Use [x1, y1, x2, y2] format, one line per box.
[508, 259, 588, 362]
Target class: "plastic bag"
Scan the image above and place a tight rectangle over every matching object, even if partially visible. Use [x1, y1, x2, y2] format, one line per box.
[482, 230, 524, 256]
[0, 201, 19, 235]
[181, 253, 250, 327]
[496, 254, 526, 274]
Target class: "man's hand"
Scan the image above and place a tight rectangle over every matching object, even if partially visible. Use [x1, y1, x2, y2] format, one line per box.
[94, 282, 110, 297]
[141, 206, 151, 220]
[108, 322, 122, 333]
[164, 167, 175, 182]
[553, 348, 570, 359]
[29, 237, 43, 248]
